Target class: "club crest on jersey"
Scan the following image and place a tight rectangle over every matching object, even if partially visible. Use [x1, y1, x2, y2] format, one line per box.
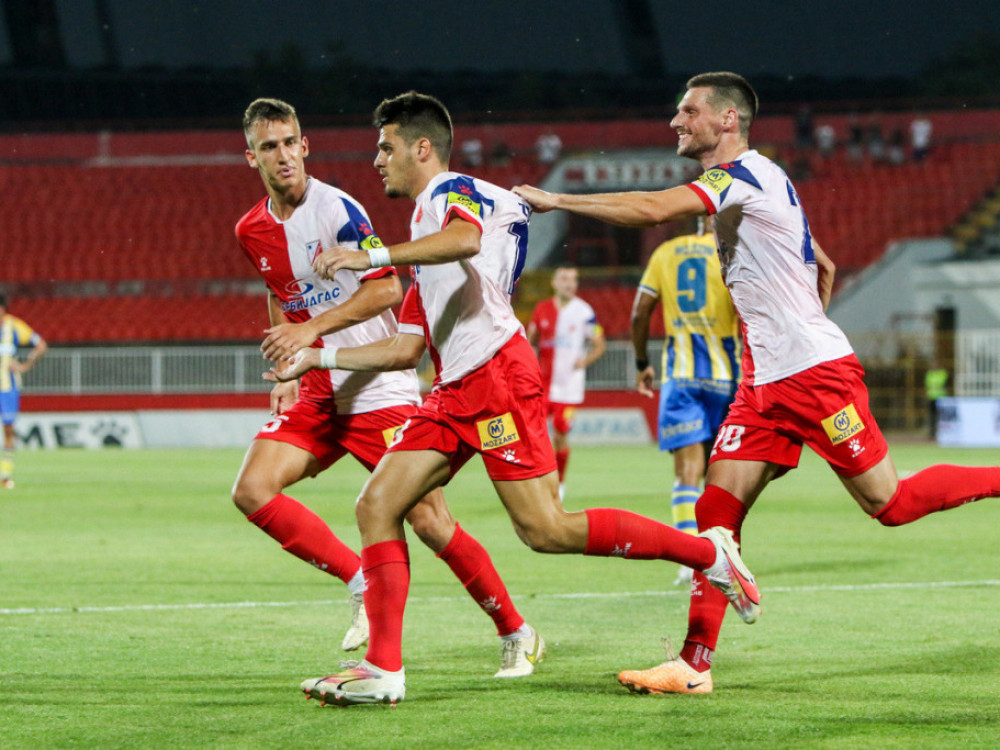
[477, 413, 520, 450]
[821, 403, 866, 445]
[696, 168, 734, 200]
[306, 239, 323, 261]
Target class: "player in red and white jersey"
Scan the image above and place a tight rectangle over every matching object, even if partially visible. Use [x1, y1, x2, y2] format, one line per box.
[232, 98, 540, 677]
[402, 169, 528, 383]
[527, 266, 606, 497]
[273, 91, 759, 707]
[515, 72, 1000, 696]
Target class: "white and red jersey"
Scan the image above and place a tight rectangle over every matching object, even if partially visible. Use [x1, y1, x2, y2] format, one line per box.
[236, 177, 420, 414]
[530, 296, 599, 404]
[686, 149, 853, 385]
[397, 171, 530, 385]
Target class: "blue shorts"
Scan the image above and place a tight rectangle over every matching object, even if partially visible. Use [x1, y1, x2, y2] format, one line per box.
[657, 378, 736, 452]
[0, 389, 20, 425]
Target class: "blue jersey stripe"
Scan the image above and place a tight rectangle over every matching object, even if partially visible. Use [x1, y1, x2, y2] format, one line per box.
[691, 333, 712, 380]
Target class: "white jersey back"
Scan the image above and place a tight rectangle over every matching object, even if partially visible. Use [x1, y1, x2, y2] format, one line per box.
[236, 178, 420, 414]
[398, 171, 529, 384]
[686, 150, 853, 385]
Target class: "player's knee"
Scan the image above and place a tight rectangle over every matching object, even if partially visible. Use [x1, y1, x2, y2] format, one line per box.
[512, 516, 570, 553]
[231, 477, 267, 516]
[405, 502, 454, 552]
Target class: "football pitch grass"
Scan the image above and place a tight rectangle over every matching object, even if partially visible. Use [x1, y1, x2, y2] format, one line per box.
[2, 443, 1000, 748]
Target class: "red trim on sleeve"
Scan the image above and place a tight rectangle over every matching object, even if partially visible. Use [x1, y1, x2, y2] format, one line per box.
[442, 204, 484, 232]
[686, 183, 717, 215]
[360, 265, 398, 282]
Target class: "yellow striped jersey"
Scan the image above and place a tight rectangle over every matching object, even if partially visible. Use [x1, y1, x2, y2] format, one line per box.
[638, 233, 741, 384]
[1, 314, 39, 393]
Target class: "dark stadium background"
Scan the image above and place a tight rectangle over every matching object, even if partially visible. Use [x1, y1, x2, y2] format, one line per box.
[3, 0, 1000, 440]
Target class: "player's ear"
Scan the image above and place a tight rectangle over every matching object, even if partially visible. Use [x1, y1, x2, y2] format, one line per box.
[301, 135, 310, 158]
[245, 148, 257, 169]
[416, 137, 433, 162]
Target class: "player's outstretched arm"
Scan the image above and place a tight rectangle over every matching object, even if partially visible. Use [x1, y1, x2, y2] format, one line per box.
[630, 288, 659, 397]
[512, 184, 706, 228]
[813, 242, 836, 311]
[260, 276, 403, 361]
[313, 219, 482, 280]
[265, 332, 427, 382]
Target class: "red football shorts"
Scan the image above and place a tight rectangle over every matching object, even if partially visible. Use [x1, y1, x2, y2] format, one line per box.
[709, 354, 888, 478]
[387, 334, 558, 481]
[547, 401, 578, 435]
[255, 396, 415, 472]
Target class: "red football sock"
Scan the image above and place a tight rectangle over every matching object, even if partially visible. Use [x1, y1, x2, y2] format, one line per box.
[555, 448, 570, 483]
[873, 465, 1000, 526]
[438, 523, 524, 636]
[583, 508, 715, 568]
[682, 485, 750, 662]
[246, 493, 361, 584]
[361, 540, 410, 673]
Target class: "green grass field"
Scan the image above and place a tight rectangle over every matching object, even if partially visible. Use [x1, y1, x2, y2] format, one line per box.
[2, 443, 1000, 748]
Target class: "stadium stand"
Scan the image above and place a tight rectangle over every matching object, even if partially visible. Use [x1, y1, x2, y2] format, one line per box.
[4, 114, 1000, 344]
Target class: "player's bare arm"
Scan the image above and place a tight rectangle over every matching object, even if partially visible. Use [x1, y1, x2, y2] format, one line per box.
[8, 334, 46, 375]
[313, 219, 482, 280]
[260, 275, 403, 361]
[579, 328, 606, 369]
[630, 288, 658, 397]
[813, 242, 836, 311]
[265, 332, 426, 383]
[261, 290, 299, 414]
[513, 184, 706, 227]
[525, 320, 539, 348]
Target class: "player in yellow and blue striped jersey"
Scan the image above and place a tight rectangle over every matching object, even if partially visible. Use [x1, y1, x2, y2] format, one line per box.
[630, 217, 740, 583]
[0, 294, 47, 488]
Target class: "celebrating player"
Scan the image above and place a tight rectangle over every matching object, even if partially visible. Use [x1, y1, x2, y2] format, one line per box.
[270, 91, 759, 706]
[0, 294, 47, 489]
[630, 216, 740, 585]
[513, 71, 1000, 694]
[234, 97, 543, 677]
[526, 265, 606, 499]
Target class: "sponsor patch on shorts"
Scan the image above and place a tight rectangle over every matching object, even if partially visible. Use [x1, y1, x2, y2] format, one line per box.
[821, 403, 865, 445]
[382, 424, 405, 448]
[477, 412, 520, 450]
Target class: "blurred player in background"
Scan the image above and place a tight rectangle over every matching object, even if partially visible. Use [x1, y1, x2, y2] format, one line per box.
[527, 265, 606, 499]
[0, 294, 47, 489]
[273, 90, 759, 707]
[514, 71, 1000, 695]
[234, 98, 541, 677]
[630, 216, 740, 585]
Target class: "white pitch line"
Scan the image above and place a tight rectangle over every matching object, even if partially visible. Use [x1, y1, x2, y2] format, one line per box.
[2, 579, 999, 616]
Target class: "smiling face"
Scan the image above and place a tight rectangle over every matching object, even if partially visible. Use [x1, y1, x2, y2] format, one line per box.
[245, 117, 309, 198]
[374, 123, 421, 199]
[669, 86, 730, 163]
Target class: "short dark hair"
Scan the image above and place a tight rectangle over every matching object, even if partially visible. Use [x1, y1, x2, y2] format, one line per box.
[242, 98, 300, 146]
[686, 72, 759, 136]
[373, 91, 453, 161]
